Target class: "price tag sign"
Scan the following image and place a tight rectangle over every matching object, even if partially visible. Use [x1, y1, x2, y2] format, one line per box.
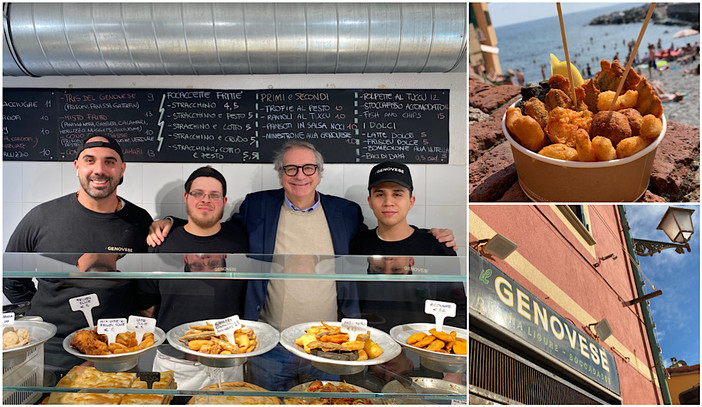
[69, 293, 99, 329]
[97, 318, 128, 344]
[3, 312, 15, 326]
[213, 315, 241, 344]
[128, 315, 156, 343]
[451, 397, 468, 405]
[425, 299, 456, 332]
[137, 372, 161, 389]
[340, 318, 368, 337]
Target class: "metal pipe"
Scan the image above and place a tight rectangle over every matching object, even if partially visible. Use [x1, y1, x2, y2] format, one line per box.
[617, 205, 673, 404]
[3, 2, 466, 76]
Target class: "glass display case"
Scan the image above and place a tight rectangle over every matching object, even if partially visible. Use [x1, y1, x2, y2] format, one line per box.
[3, 253, 467, 405]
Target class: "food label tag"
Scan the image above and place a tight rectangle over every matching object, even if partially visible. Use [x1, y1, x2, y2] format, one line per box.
[137, 372, 161, 389]
[128, 315, 156, 343]
[340, 318, 368, 337]
[69, 293, 99, 329]
[97, 318, 128, 344]
[425, 300, 456, 332]
[213, 315, 241, 343]
[3, 312, 15, 326]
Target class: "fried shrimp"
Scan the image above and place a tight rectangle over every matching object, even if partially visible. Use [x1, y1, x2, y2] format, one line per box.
[574, 129, 596, 162]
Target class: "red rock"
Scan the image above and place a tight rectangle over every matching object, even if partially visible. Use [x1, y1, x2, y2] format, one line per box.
[469, 142, 517, 202]
[639, 190, 666, 202]
[470, 81, 521, 113]
[649, 121, 700, 201]
[469, 104, 512, 163]
[498, 183, 529, 202]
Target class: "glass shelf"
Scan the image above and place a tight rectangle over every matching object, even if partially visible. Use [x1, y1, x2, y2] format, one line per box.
[3, 253, 466, 282]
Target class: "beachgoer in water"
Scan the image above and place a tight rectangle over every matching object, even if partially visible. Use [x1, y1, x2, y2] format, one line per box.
[657, 38, 662, 50]
[586, 63, 592, 78]
[540, 64, 546, 81]
[515, 69, 525, 86]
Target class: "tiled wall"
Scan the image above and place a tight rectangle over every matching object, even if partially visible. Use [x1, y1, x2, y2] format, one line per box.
[3, 72, 467, 254]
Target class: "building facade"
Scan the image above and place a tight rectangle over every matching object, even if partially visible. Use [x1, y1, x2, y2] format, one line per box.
[469, 205, 665, 404]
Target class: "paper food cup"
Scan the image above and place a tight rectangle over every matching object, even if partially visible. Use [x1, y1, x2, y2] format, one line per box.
[502, 101, 666, 202]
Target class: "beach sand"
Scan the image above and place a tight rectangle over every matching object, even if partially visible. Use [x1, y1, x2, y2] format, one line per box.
[644, 60, 700, 128]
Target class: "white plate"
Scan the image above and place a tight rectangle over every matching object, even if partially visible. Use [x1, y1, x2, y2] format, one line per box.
[280, 321, 400, 367]
[166, 319, 279, 366]
[389, 323, 466, 373]
[285, 381, 375, 404]
[63, 326, 165, 371]
[3, 320, 57, 368]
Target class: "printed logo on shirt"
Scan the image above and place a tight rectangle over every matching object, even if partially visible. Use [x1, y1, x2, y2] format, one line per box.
[105, 246, 134, 253]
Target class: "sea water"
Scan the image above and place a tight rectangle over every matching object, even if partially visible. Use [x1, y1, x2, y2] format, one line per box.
[493, 3, 698, 84]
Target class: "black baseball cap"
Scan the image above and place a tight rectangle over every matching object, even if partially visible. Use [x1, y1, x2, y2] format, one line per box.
[368, 161, 413, 192]
[77, 135, 124, 161]
[185, 166, 227, 196]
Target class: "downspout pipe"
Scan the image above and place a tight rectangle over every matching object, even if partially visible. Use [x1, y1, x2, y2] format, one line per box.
[618, 205, 673, 405]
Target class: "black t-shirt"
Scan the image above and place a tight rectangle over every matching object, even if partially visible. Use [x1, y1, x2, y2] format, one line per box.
[141, 223, 248, 331]
[350, 227, 466, 331]
[3, 193, 153, 374]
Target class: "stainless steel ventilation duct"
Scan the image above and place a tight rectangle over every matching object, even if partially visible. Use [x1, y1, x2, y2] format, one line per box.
[3, 2, 466, 76]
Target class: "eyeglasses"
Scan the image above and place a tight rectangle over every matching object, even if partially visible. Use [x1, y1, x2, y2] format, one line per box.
[282, 164, 318, 177]
[188, 191, 224, 201]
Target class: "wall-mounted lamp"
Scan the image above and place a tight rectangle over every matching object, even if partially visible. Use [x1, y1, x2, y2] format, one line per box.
[633, 207, 696, 257]
[588, 318, 613, 341]
[593, 253, 618, 267]
[624, 289, 663, 307]
[473, 234, 518, 260]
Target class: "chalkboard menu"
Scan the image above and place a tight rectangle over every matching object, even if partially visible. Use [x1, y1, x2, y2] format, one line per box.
[3, 88, 450, 163]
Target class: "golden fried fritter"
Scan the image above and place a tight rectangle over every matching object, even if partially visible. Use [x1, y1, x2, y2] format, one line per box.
[618, 108, 644, 136]
[523, 97, 549, 128]
[635, 77, 663, 118]
[505, 107, 548, 152]
[548, 74, 570, 92]
[595, 59, 641, 92]
[640, 114, 663, 139]
[545, 107, 593, 147]
[597, 90, 638, 111]
[592, 136, 617, 161]
[590, 111, 632, 146]
[616, 136, 651, 159]
[574, 129, 596, 162]
[544, 89, 575, 111]
[579, 78, 600, 113]
[538, 144, 579, 161]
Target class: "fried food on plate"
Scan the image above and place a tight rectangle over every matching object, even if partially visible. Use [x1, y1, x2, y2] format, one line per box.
[524, 97, 549, 129]
[618, 108, 644, 136]
[548, 74, 570, 92]
[579, 78, 601, 113]
[71, 329, 110, 355]
[617, 136, 651, 159]
[505, 108, 548, 152]
[597, 90, 638, 111]
[295, 322, 383, 361]
[592, 136, 617, 161]
[640, 114, 663, 139]
[595, 59, 641, 92]
[545, 107, 592, 147]
[544, 88, 575, 111]
[635, 77, 664, 118]
[574, 129, 596, 162]
[538, 144, 579, 161]
[590, 111, 631, 146]
[407, 328, 466, 355]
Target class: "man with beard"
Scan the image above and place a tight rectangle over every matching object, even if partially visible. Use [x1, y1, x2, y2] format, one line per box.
[4, 134, 152, 377]
[140, 166, 248, 389]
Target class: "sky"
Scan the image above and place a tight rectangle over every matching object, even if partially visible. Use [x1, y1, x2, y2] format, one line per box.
[623, 205, 700, 367]
[487, 2, 644, 28]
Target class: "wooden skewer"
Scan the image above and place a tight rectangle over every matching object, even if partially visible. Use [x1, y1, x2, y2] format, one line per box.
[556, 3, 577, 108]
[607, 3, 656, 120]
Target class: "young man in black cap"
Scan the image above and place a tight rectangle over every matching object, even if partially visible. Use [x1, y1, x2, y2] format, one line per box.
[4, 134, 153, 377]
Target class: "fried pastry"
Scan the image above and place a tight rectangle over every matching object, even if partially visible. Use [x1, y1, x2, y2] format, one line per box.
[635, 77, 663, 117]
[640, 114, 663, 139]
[592, 136, 617, 161]
[506, 108, 548, 152]
[590, 111, 631, 146]
[545, 107, 592, 147]
[617, 136, 651, 159]
[538, 144, 579, 161]
[544, 88, 575, 111]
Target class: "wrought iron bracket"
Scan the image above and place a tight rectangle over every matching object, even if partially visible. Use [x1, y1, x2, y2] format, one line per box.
[632, 238, 690, 257]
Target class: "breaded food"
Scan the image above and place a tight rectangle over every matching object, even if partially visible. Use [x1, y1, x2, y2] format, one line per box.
[505, 107, 548, 152]
[548, 74, 570, 92]
[544, 88, 575, 111]
[595, 59, 641, 92]
[597, 90, 638, 111]
[538, 144, 578, 161]
[579, 78, 601, 113]
[545, 107, 593, 147]
[635, 77, 663, 118]
[574, 129, 596, 162]
[407, 332, 427, 345]
[616, 136, 651, 158]
[524, 97, 549, 128]
[640, 114, 663, 139]
[70, 329, 110, 355]
[592, 136, 617, 161]
[590, 111, 631, 146]
[618, 108, 644, 136]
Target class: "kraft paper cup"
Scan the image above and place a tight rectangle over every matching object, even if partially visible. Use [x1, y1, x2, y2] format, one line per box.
[502, 101, 666, 202]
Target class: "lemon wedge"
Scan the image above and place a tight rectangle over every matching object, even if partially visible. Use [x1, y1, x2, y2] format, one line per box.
[550, 53, 584, 87]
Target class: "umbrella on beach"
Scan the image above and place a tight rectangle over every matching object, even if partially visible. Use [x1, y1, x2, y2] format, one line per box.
[672, 29, 699, 39]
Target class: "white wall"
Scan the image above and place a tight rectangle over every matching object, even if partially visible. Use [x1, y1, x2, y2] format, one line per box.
[3, 72, 466, 254]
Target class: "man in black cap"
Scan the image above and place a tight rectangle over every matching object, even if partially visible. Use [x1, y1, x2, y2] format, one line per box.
[4, 134, 153, 377]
